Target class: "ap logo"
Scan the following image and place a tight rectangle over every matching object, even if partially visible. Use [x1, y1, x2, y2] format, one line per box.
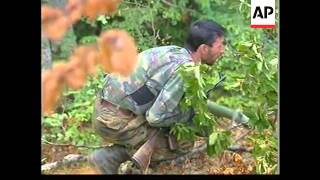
[251, 0, 276, 28]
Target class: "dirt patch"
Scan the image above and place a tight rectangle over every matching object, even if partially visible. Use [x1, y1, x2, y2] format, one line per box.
[42, 119, 257, 174]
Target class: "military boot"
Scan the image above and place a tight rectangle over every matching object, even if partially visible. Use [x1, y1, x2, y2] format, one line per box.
[88, 145, 130, 174]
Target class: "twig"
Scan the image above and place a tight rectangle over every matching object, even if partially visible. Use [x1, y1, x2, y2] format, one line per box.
[41, 138, 108, 149]
[227, 123, 243, 131]
[41, 154, 87, 172]
[160, 0, 196, 13]
[160, 0, 173, 7]
[122, 0, 149, 8]
[158, 128, 254, 166]
[158, 143, 207, 166]
[157, 142, 252, 167]
[227, 145, 252, 153]
[149, 4, 158, 46]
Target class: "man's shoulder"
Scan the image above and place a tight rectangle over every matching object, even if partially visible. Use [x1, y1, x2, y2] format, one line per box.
[141, 46, 191, 61]
[141, 45, 183, 54]
[137, 45, 192, 73]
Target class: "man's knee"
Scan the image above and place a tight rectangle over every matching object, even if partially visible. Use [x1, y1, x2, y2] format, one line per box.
[92, 117, 106, 137]
[90, 97, 116, 139]
[145, 114, 167, 127]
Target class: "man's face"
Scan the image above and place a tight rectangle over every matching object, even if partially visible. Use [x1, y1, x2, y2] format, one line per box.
[201, 36, 225, 65]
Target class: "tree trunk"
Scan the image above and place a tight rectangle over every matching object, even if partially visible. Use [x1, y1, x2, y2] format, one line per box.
[41, 34, 52, 71]
[47, 0, 78, 60]
[48, 0, 67, 8]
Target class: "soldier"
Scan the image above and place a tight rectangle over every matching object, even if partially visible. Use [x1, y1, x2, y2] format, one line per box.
[88, 19, 226, 174]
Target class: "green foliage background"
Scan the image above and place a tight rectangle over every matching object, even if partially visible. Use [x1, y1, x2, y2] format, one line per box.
[42, 0, 279, 174]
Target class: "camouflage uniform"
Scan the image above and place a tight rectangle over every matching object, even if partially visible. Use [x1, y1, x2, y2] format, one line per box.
[89, 46, 196, 174]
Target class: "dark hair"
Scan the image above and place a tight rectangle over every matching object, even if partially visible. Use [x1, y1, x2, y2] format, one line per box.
[184, 20, 226, 52]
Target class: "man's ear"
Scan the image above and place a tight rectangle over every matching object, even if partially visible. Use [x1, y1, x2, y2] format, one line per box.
[198, 44, 208, 56]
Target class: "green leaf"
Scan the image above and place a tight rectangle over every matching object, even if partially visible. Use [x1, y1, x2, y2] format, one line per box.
[79, 36, 97, 44]
[263, 61, 269, 71]
[270, 58, 278, 67]
[207, 144, 215, 156]
[96, 15, 108, 25]
[43, 113, 64, 127]
[77, 140, 84, 146]
[204, 113, 211, 120]
[57, 133, 64, 141]
[252, 44, 259, 55]
[209, 132, 218, 145]
[257, 61, 263, 71]
[200, 90, 207, 99]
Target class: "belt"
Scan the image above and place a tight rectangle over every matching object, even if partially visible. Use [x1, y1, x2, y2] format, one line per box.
[100, 99, 135, 117]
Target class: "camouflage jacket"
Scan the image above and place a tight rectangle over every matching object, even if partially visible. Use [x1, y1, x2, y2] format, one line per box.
[101, 45, 194, 127]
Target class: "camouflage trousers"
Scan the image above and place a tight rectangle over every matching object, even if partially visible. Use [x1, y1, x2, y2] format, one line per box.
[90, 96, 194, 173]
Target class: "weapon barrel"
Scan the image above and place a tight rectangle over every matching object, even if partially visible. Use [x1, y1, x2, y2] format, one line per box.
[207, 100, 249, 124]
[131, 129, 160, 174]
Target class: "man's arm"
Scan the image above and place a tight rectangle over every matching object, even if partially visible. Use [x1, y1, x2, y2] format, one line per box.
[145, 72, 192, 127]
